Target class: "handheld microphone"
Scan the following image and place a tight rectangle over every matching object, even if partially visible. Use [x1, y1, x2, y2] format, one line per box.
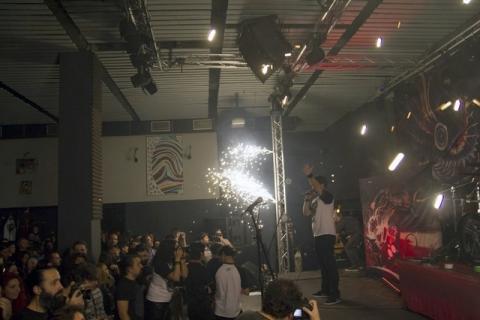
[244, 197, 263, 213]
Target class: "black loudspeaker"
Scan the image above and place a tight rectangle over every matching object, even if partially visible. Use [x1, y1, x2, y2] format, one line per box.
[238, 15, 292, 83]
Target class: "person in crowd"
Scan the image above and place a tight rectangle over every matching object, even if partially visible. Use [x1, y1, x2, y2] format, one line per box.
[336, 211, 364, 272]
[66, 264, 107, 320]
[236, 279, 321, 320]
[15, 267, 84, 320]
[15, 252, 29, 278]
[71, 242, 88, 257]
[46, 251, 62, 269]
[5, 262, 19, 275]
[153, 240, 160, 251]
[142, 234, 156, 263]
[1, 272, 27, 318]
[106, 233, 119, 251]
[28, 225, 42, 250]
[207, 243, 223, 282]
[145, 239, 187, 320]
[96, 263, 115, 317]
[26, 256, 39, 276]
[214, 230, 233, 248]
[0, 293, 12, 320]
[6, 242, 16, 261]
[214, 246, 248, 320]
[185, 242, 213, 320]
[200, 233, 212, 263]
[115, 255, 144, 320]
[118, 243, 129, 258]
[14, 238, 29, 261]
[0, 242, 14, 263]
[52, 306, 86, 320]
[302, 164, 341, 305]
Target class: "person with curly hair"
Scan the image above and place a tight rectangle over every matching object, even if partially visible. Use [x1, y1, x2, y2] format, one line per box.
[236, 279, 321, 320]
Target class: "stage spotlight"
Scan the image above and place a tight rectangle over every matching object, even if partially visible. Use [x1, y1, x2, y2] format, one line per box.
[434, 194, 444, 209]
[281, 95, 288, 106]
[439, 101, 452, 111]
[473, 99, 480, 107]
[454, 99, 462, 111]
[360, 124, 367, 136]
[406, 112, 412, 119]
[463, 0, 472, 4]
[376, 37, 383, 48]
[284, 52, 292, 57]
[391, 126, 395, 132]
[388, 153, 405, 171]
[208, 29, 216, 42]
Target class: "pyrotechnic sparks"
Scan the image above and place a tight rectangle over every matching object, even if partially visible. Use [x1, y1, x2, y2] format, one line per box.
[207, 143, 275, 214]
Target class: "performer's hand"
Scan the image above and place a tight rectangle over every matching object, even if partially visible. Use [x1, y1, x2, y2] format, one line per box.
[303, 164, 314, 176]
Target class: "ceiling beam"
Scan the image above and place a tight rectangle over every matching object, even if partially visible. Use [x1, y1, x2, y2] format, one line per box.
[208, 0, 229, 119]
[283, 0, 384, 116]
[44, 0, 140, 121]
[91, 24, 349, 52]
[0, 81, 59, 123]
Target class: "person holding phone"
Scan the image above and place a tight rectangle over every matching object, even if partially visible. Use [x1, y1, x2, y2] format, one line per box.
[235, 279, 321, 320]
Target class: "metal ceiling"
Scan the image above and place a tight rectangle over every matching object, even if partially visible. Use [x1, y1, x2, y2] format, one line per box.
[1, 0, 479, 130]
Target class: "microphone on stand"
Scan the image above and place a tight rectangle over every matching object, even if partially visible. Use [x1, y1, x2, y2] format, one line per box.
[244, 197, 264, 213]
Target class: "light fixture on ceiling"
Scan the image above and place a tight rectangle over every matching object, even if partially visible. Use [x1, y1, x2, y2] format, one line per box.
[453, 99, 462, 111]
[208, 29, 216, 42]
[388, 153, 405, 171]
[397, 21, 402, 29]
[463, 0, 472, 4]
[473, 99, 480, 107]
[439, 101, 453, 111]
[376, 37, 383, 48]
[282, 95, 289, 106]
[391, 125, 395, 132]
[261, 64, 271, 75]
[284, 52, 292, 57]
[231, 117, 246, 128]
[433, 194, 444, 209]
[360, 124, 367, 136]
[294, 44, 301, 49]
[406, 111, 412, 119]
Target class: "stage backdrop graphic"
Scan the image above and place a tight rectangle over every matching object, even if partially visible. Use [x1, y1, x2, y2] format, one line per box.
[146, 135, 184, 195]
[360, 175, 442, 277]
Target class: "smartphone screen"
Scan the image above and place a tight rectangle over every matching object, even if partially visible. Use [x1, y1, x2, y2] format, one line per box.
[293, 308, 302, 318]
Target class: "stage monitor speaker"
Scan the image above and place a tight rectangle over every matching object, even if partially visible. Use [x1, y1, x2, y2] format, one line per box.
[238, 15, 292, 83]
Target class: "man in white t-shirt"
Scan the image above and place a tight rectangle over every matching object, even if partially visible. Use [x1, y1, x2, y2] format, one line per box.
[214, 246, 248, 320]
[302, 164, 341, 305]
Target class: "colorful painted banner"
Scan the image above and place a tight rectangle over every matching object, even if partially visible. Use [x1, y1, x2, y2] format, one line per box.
[146, 135, 184, 195]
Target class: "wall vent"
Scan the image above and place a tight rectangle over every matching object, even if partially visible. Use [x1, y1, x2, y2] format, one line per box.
[192, 119, 213, 131]
[150, 121, 171, 132]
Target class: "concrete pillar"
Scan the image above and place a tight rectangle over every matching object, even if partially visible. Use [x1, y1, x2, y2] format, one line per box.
[58, 52, 103, 260]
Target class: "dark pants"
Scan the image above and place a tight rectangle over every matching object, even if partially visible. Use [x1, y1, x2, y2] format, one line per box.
[344, 233, 363, 268]
[314, 234, 340, 298]
[145, 300, 170, 320]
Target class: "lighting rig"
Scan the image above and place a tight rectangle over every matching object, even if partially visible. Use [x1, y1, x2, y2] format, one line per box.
[118, 0, 162, 95]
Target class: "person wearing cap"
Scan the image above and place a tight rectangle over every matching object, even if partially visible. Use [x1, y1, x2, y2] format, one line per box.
[302, 164, 341, 305]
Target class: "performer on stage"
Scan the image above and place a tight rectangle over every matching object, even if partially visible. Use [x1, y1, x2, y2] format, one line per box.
[302, 164, 341, 305]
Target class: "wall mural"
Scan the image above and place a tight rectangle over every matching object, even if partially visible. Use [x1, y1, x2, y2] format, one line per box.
[360, 175, 442, 277]
[146, 135, 184, 195]
[360, 44, 480, 276]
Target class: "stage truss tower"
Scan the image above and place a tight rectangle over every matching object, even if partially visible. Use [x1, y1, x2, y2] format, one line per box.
[271, 107, 290, 273]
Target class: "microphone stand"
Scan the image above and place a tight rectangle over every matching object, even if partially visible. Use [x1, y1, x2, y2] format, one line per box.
[244, 206, 276, 302]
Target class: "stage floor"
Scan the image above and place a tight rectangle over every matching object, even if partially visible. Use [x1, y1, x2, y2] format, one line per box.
[241, 270, 426, 320]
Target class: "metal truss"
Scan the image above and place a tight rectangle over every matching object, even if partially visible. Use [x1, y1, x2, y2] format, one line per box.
[271, 109, 291, 274]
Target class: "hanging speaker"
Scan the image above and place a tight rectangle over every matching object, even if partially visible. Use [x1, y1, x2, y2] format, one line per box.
[238, 15, 292, 83]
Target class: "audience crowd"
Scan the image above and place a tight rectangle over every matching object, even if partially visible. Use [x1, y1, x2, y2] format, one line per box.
[0, 226, 320, 320]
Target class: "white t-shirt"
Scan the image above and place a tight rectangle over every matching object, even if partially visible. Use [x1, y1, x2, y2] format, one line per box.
[146, 271, 173, 303]
[215, 263, 242, 318]
[311, 193, 336, 237]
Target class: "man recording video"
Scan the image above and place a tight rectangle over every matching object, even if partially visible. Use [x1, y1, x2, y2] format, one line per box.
[302, 164, 341, 305]
[236, 279, 320, 320]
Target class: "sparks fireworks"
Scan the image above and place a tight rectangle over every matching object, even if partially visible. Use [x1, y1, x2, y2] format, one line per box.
[207, 143, 275, 214]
